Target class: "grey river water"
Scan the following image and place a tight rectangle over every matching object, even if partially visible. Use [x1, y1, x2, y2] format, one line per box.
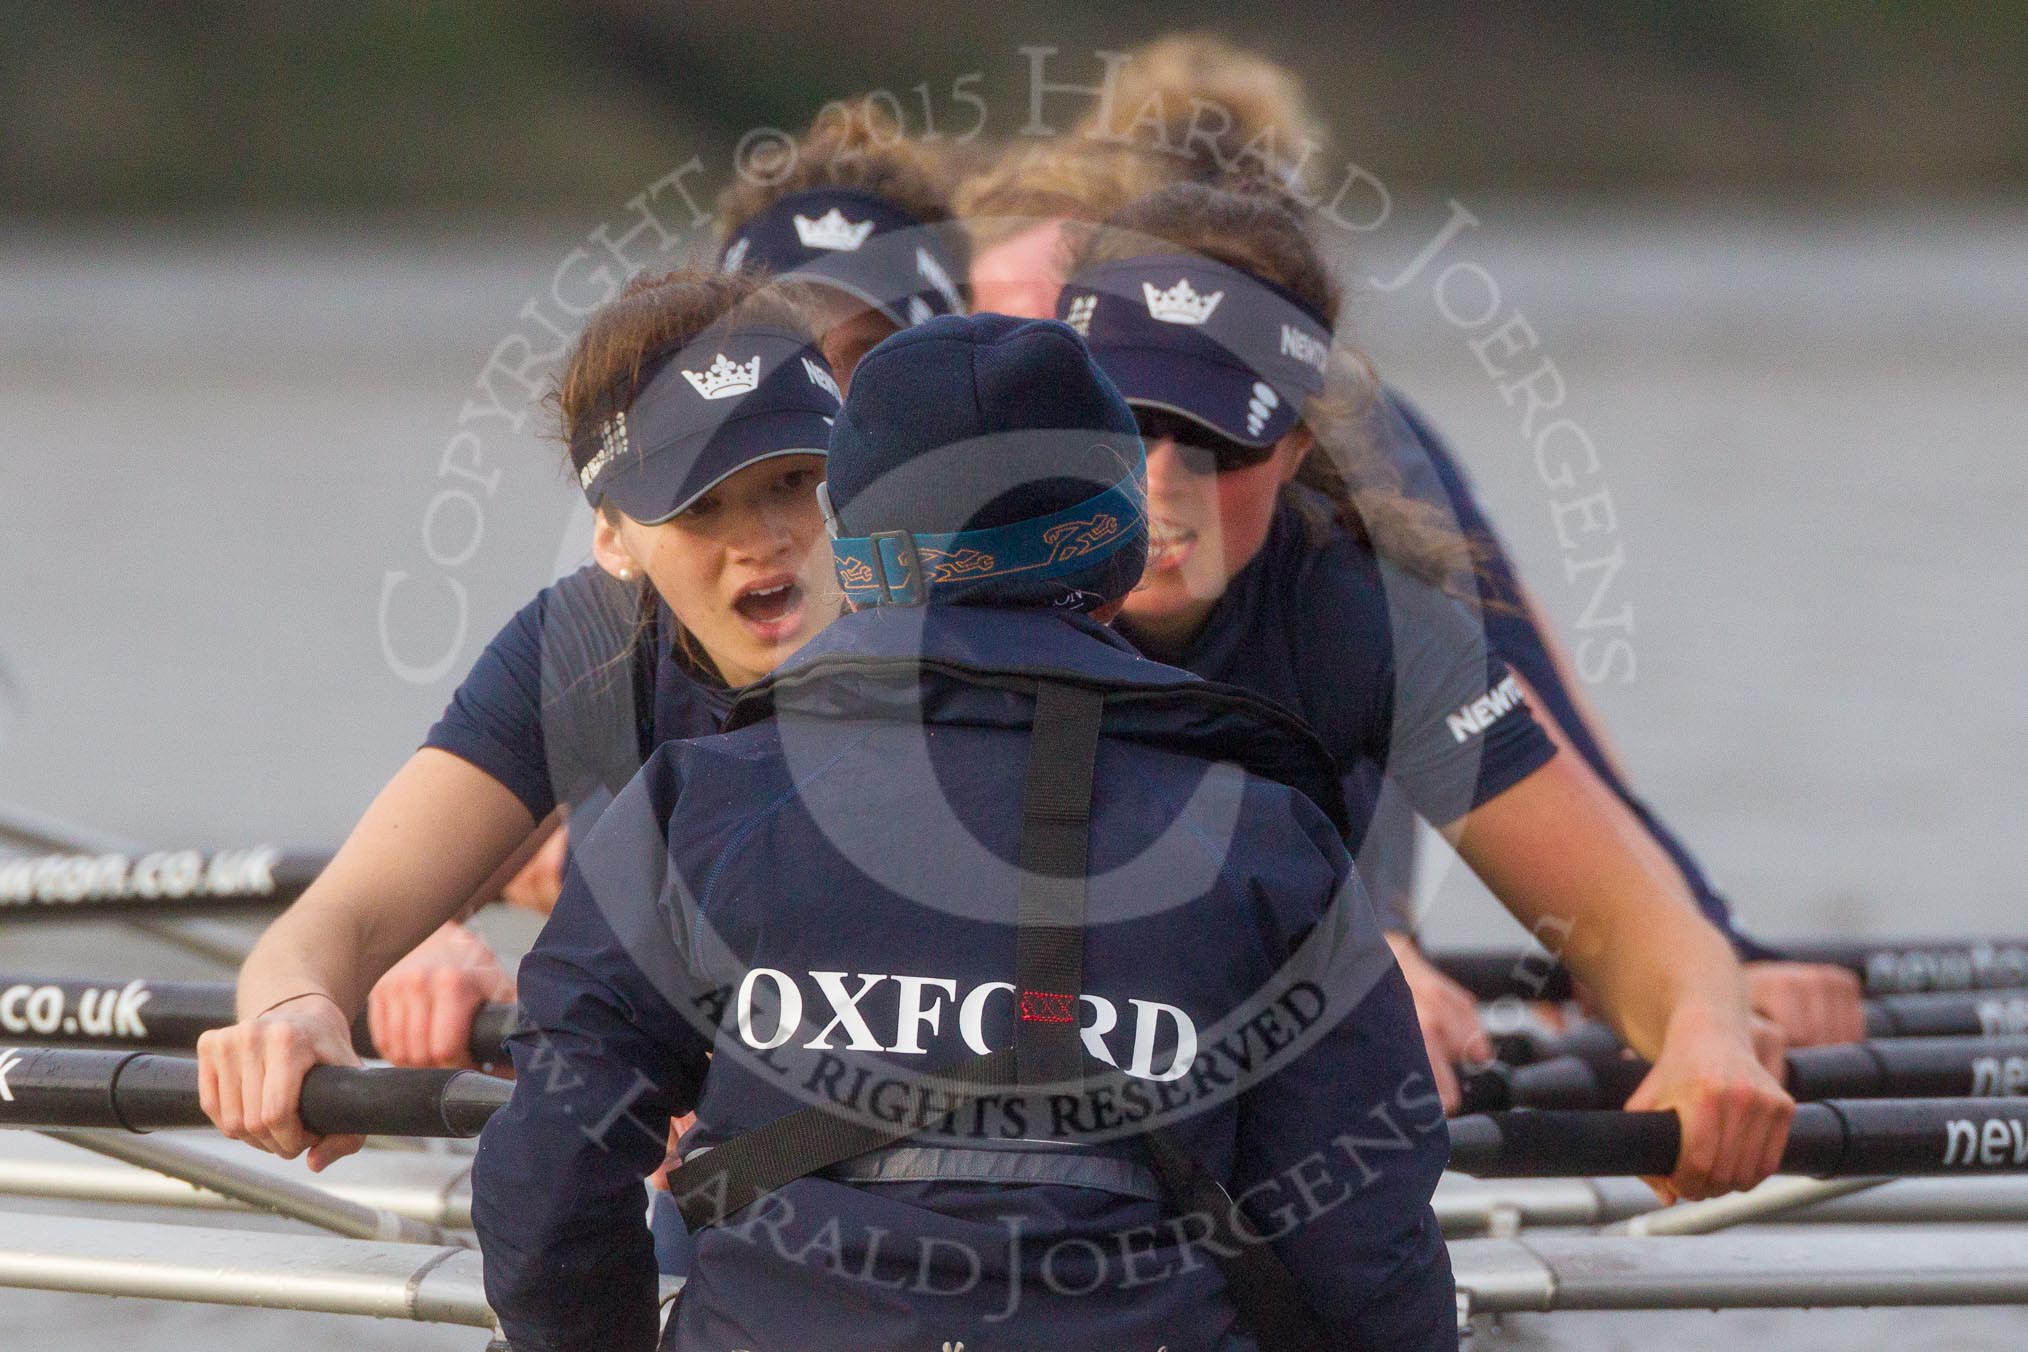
[1, 205, 2024, 1347]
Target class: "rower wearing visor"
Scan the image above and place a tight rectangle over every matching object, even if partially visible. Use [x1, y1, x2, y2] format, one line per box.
[1054, 182, 1793, 1197]
[716, 96, 969, 381]
[197, 271, 845, 1183]
[355, 103, 970, 1093]
[475, 313, 1457, 1351]
[956, 32, 1865, 1060]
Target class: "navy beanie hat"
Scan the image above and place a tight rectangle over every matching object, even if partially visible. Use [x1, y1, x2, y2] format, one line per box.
[822, 314, 1148, 611]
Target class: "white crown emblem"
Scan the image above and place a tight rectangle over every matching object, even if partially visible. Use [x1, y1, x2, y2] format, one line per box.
[793, 208, 875, 251]
[906, 295, 934, 327]
[1064, 294, 1097, 336]
[1245, 381, 1280, 438]
[1143, 277, 1222, 325]
[578, 410, 629, 490]
[682, 353, 762, 400]
[801, 356, 841, 404]
[720, 235, 751, 273]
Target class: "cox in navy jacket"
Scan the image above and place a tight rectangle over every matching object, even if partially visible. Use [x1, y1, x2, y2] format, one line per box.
[473, 603, 1457, 1352]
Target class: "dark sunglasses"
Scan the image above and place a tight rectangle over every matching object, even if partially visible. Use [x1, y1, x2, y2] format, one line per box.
[1132, 406, 1280, 474]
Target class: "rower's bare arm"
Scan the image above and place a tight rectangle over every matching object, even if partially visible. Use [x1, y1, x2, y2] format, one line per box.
[1446, 746, 1738, 1055]
[1446, 745, 1794, 1199]
[233, 748, 540, 1021]
[200, 751, 544, 1164]
[1481, 647, 1866, 1047]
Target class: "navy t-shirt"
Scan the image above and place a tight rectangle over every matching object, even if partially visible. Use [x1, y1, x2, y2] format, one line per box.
[423, 565, 733, 827]
[1377, 390, 1763, 951]
[1117, 489, 1557, 836]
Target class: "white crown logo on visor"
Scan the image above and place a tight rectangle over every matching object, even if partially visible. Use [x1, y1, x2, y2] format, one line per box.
[794, 208, 875, 251]
[801, 356, 842, 404]
[682, 353, 762, 400]
[906, 295, 934, 327]
[1143, 277, 1223, 325]
[1064, 294, 1097, 336]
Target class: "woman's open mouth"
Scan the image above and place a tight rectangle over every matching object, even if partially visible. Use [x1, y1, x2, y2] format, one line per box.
[1145, 521, 1198, 572]
[732, 577, 806, 641]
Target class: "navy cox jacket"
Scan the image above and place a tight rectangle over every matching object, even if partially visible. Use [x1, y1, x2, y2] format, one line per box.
[473, 603, 1457, 1352]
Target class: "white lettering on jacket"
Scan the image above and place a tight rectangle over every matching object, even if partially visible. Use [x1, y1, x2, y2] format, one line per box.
[731, 969, 1198, 1081]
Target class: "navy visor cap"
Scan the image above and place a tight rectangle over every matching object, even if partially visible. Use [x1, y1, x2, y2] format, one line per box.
[570, 326, 841, 524]
[1057, 253, 1334, 449]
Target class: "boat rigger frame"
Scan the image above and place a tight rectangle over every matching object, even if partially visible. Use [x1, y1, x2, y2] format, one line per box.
[5, 1210, 2028, 1338]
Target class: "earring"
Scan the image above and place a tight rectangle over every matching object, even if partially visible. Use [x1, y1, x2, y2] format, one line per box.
[617, 567, 635, 581]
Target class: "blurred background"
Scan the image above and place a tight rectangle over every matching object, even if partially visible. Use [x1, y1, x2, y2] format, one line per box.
[2, 3, 2025, 1347]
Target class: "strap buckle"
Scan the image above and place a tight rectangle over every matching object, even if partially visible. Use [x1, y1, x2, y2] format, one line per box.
[869, 529, 925, 606]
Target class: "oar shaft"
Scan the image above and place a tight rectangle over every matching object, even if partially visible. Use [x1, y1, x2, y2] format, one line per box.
[1870, 990, 2028, 1038]
[1785, 939, 2028, 994]
[1451, 1098, 2028, 1177]
[0, 848, 329, 922]
[0, 1049, 511, 1138]
[1439, 939, 2028, 1002]
[1461, 1035, 2028, 1112]
[1496, 994, 2028, 1068]
[0, 974, 519, 1067]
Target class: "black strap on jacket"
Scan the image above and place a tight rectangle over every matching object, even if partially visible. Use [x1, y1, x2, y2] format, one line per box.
[1011, 680, 1100, 1088]
[662, 679, 1328, 1350]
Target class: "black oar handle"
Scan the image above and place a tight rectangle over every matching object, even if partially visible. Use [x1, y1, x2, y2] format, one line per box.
[1452, 1098, 2028, 1177]
[0, 849, 331, 922]
[300, 1063, 512, 1137]
[1460, 1035, 2028, 1113]
[1449, 1106, 1684, 1177]
[0, 974, 519, 1066]
[1870, 990, 2028, 1038]
[1493, 993, 2028, 1069]
[1437, 939, 2028, 1002]
[1435, 949, 1578, 1002]
[0, 1048, 512, 1137]
[1784, 940, 2028, 995]
[466, 1002, 527, 1071]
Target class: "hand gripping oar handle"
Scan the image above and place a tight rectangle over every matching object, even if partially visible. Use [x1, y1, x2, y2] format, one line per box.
[1450, 1098, 2028, 1177]
[0, 974, 521, 1065]
[0, 1048, 512, 1137]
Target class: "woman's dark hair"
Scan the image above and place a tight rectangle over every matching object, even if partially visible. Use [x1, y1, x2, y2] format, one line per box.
[1069, 180, 1477, 590]
[717, 96, 955, 241]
